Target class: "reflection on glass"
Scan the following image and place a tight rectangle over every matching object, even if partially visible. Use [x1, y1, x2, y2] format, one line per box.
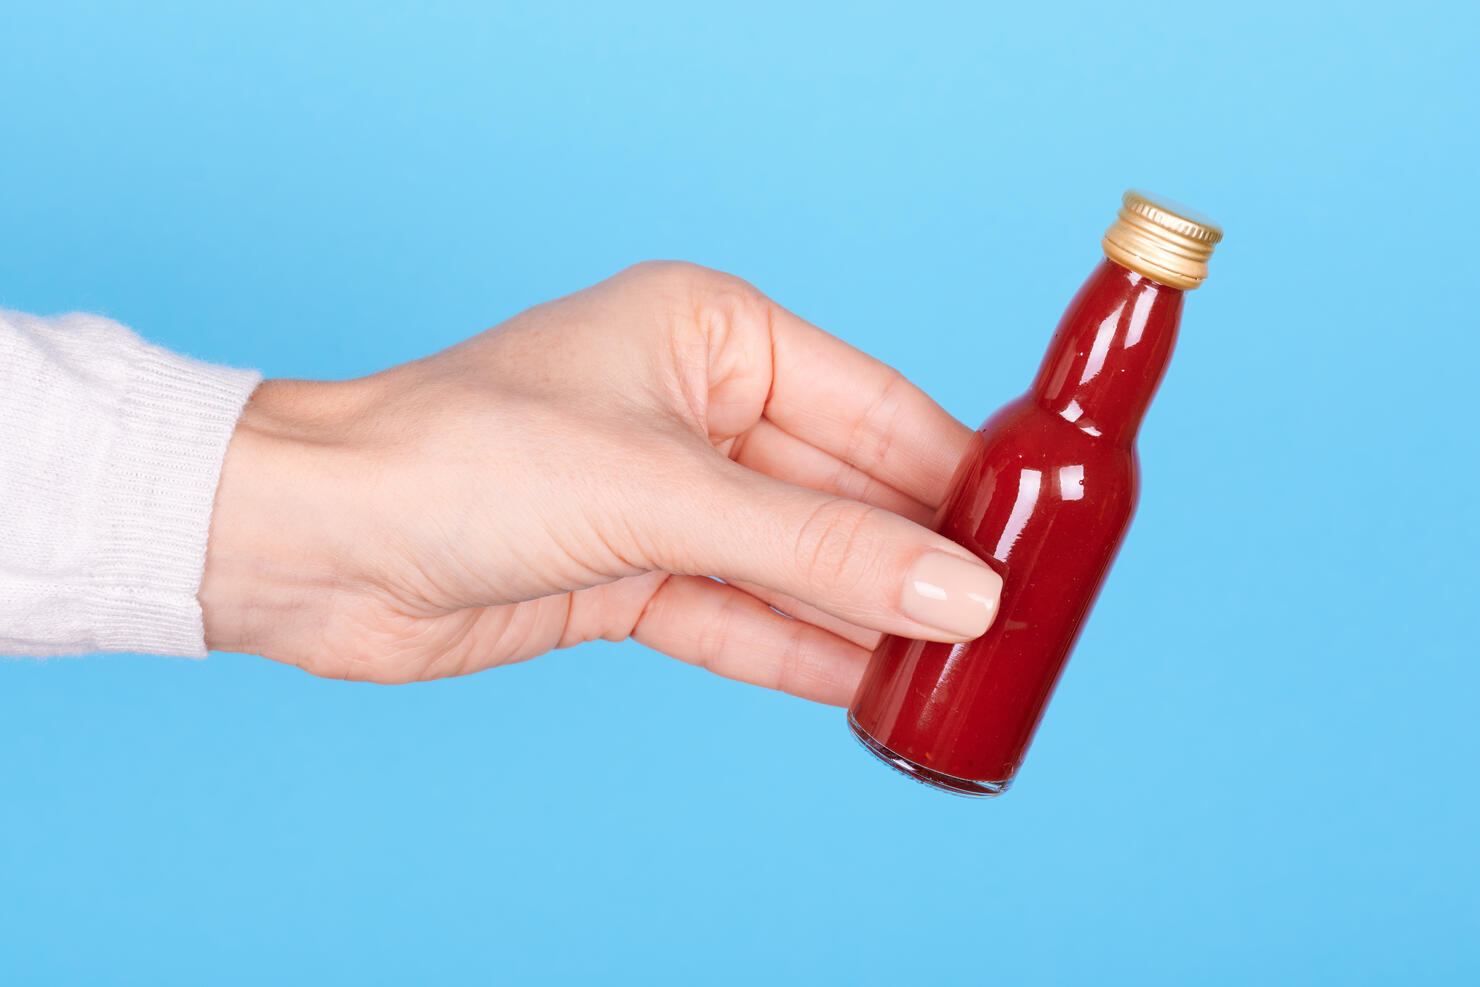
[1078, 303, 1124, 384]
[1058, 464, 1085, 501]
[1126, 282, 1157, 348]
[992, 468, 1042, 560]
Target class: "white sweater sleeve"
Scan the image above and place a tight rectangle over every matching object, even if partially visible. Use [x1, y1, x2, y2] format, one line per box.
[0, 309, 261, 658]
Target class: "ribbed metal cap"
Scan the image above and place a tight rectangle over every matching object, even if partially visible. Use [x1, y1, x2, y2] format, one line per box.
[1101, 190, 1223, 290]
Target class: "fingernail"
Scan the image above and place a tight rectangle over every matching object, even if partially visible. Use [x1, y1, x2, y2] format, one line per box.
[900, 551, 1003, 640]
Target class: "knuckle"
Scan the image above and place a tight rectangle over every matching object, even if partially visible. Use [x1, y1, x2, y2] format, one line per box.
[621, 261, 773, 352]
[772, 622, 811, 697]
[700, 271, 767, 325]
[794, 498, 880, 591]
[825, 457, 884, 506]
[692, 582, 744, 673]
[623, 258, 698, 283]
[642, 261, 762, 324]
[693, 274, 774, 366]
[845, 369, 908, 472]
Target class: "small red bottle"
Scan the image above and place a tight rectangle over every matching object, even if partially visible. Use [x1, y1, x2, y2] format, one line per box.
[849, 190, 1223, 796]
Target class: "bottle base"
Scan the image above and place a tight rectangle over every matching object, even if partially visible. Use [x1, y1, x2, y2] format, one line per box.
[847, 711, 1010, 798]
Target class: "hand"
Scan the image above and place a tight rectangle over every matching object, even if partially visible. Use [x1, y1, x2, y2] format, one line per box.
[199, 262, 1001, 704]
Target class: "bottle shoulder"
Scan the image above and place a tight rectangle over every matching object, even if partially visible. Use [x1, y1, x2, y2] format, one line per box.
[972, 395, 1137, 470]
[937, 395, 1139, 559]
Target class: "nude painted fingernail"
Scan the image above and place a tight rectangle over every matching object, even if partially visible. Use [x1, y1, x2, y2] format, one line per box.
[900, 551, 1003, 640]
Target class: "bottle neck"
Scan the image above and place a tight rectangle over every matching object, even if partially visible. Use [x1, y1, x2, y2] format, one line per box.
[1030, 259, 1185, 444]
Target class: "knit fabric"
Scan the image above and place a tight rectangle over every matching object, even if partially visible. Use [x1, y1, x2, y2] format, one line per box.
[0, 309, 260, 657]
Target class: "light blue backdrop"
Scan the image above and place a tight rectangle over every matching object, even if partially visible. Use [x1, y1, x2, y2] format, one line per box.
[2, 2, 1475, 984]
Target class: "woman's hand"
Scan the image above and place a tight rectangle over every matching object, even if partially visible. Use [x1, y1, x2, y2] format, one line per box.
[198, 262, 1001, 705]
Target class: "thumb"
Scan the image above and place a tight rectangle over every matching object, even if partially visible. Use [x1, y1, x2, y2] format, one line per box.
[664, 462, 1003, 643]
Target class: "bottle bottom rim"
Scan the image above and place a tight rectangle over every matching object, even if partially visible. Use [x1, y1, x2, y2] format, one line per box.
[847, 711, 1011, 799]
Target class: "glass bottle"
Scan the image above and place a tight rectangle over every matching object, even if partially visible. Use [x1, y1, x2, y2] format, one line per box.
[848, 190, 1224, 796]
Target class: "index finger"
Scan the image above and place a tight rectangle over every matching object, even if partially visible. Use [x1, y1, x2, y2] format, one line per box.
[762, 302, 975, 507]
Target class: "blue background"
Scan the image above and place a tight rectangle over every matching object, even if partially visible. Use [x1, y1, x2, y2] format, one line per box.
[2, 1, 1476, 983]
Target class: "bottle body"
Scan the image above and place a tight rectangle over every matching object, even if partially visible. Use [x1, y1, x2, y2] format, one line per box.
[848, 259, 1185, 795]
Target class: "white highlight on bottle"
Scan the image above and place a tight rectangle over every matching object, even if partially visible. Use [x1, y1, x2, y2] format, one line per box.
[993, 468, 1042, 560]
[1079, 303, 1124, 384]
[1125, 283, 1157, 348]
[1059, 465, 1085, 501]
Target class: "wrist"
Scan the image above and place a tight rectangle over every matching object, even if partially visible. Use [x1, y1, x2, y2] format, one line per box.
[198, 378, 373, 657]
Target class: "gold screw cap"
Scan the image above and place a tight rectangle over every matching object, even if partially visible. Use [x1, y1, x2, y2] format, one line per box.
[1101, 189, 1223, 290]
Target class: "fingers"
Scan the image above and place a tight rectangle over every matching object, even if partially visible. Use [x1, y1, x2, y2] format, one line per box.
[631, 574, 869, 706]
[760, 301, 976, 506]
[725, 577, 882, 650]
[730, 419, 937, 525]
[660, 462, 1003, 644]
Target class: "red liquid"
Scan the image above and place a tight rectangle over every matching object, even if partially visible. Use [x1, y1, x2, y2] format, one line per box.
[849, 259, 1185, 795]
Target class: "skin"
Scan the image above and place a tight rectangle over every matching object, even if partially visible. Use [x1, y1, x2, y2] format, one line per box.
[198, 261, 999, 706]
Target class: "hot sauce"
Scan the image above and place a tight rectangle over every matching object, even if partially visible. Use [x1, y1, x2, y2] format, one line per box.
[848, 190, 1223, 796]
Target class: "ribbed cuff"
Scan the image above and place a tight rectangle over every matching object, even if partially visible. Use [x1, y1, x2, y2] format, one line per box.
[89, 341, 261, 657]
